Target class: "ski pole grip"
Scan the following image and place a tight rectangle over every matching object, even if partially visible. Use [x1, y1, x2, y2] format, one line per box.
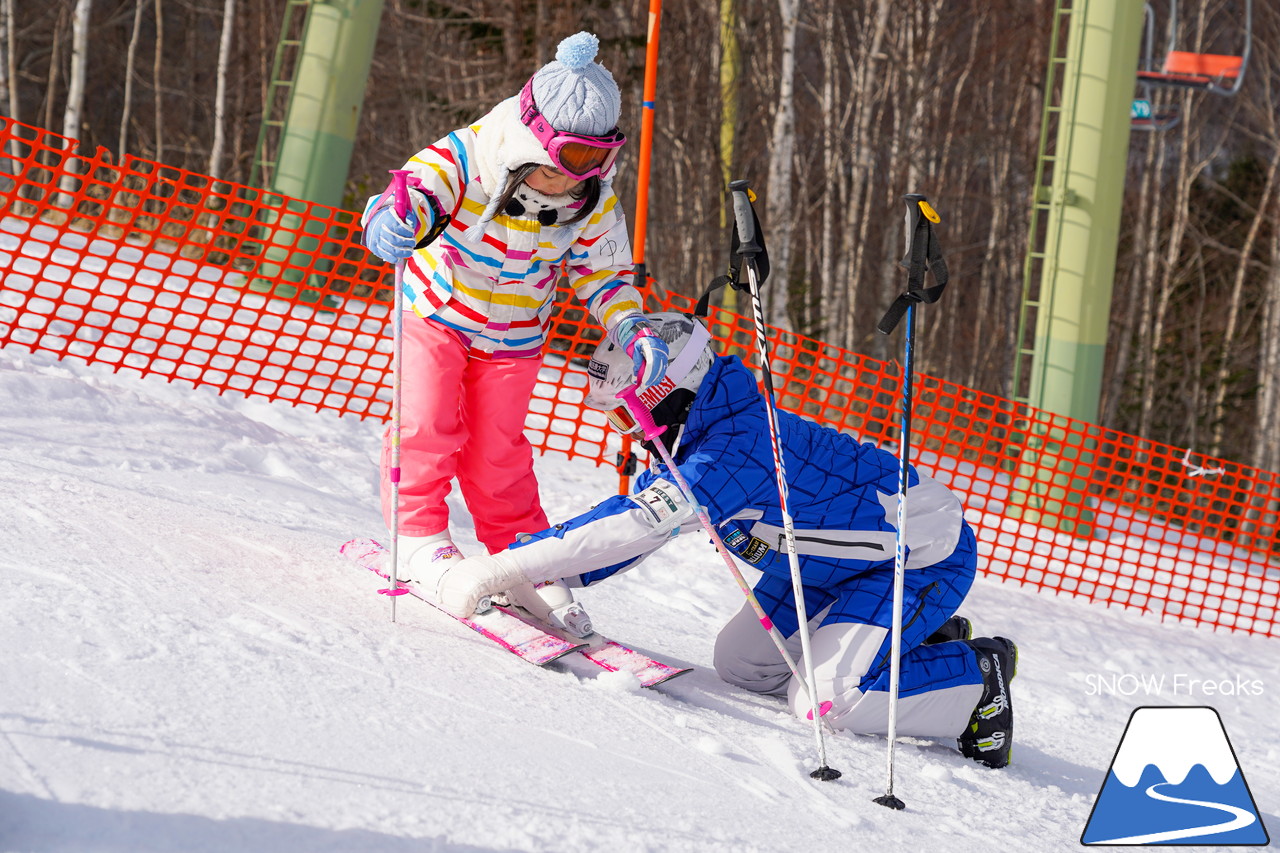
[389, 169, 411, 220]
[617, 385, 666, 441]
[729, 180, 761, 255]
[902, 193, 928, 234]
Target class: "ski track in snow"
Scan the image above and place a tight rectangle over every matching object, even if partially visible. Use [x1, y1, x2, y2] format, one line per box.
[0, 347, 1277, 853]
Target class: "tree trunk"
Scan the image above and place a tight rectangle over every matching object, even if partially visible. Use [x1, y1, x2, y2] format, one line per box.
[1208, 144, 1280, 454]
[763, 0, 799, 331]
[153, 0, 164, 162]
[1101, 132, 1159, 427]
[0, 0, 8, 119]
[119, 0, 145, 159]
[207, 0, 236, 179]
[2, 0, 11, 122]
[845, 0, 891, 350]
[58, 0, 92, 202]
[1254, 227, 1280, 472]
[0, 0, 14, 175]
[718, 0, 740, 319]
[42, 9, 64, 143]
[1139, 118, 1210, 438]
[817, 0, 837, 342]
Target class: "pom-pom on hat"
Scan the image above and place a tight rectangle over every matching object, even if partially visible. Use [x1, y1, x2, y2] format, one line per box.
[530, 32, 621, 136]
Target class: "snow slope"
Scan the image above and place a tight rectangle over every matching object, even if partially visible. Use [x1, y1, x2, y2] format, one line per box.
[1, 347, 1276, 853]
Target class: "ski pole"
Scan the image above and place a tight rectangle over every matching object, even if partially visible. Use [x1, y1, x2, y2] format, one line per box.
[384, 168, 413, 622]
[614, 386, 825, 720]
[872, 193, 949, 811]
[727, 181, 840, 782]
[879, 294, 914, 812]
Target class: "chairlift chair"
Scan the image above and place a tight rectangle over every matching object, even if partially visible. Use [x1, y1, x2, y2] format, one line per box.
[1134, 0, 1251, 97]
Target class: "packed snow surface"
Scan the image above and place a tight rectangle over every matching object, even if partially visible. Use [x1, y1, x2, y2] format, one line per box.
[1, 348, 1276, 852]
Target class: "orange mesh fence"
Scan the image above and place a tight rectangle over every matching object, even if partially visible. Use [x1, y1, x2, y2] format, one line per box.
[2, 118, 1277, 638]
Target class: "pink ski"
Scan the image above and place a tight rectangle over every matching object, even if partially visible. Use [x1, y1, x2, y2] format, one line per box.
[495, 606, 692, 689]
[341, 538, 691, 688]
[578, 639, 691, 688]
[340, 538, 585, 666]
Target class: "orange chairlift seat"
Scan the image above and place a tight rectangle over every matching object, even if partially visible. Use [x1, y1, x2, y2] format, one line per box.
[1133, 0, 1251, 99]
[1137, 51, 1245, 91]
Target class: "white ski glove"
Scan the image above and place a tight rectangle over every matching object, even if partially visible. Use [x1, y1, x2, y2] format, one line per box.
[433, 552, 529, 618]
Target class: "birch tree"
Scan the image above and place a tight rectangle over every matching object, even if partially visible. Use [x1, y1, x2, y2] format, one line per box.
[763, 0, 799, 330]
[119, 0, 146, 159]
[153, 0, 164, 162]
[207, 0, 236, 178]
[1253, 226, 1280, 472]
[718, 0, 741, 318]
[1208, 145, 1280, 456]
[815, 0, 841, 341]
[61, 0, 92, 142]
[0, 0, 10, 119]
[59, 0, 93, 203]
[844, 0, 891, 350]
[0, 0, 14, 174]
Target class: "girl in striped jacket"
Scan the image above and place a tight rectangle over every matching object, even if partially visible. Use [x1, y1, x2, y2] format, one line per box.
[361, 32, 668, 635]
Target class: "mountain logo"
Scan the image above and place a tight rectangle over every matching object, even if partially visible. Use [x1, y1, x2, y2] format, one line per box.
[1081, 706, 1270, 846]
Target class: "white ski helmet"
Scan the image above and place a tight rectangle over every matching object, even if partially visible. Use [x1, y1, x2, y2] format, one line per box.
[585, 312, 715, 432]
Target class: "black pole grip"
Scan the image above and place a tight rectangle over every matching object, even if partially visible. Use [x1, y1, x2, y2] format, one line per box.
[729, 180, 761, 256]
[879, 193, 947, 335]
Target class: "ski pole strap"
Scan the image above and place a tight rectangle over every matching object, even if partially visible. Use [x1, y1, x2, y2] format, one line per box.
[419, 193, 451, 246]
[375, 171, 452, 250]
[877, 194, 949, 335]
[696, 268, 737, 318]
[693, 179, 772, 320]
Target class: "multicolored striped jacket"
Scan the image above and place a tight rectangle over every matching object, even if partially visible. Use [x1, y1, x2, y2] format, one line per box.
[361, 111, 644, 359]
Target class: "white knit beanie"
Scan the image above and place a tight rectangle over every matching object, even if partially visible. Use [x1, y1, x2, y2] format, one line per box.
[531, 32, 622, 136]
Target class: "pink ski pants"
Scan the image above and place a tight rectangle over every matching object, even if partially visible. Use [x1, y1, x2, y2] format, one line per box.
[381, 316, 549, 553]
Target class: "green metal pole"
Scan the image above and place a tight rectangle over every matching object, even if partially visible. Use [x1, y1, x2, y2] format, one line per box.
[1027, 0, 1144, 419]
[255, 0, 384, 307]
[273, 0, 384, 207]
[1013, 0, 1145, 537]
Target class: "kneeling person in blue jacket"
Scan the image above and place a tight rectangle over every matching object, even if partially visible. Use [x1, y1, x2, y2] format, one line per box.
[427, 312, 1018, 768]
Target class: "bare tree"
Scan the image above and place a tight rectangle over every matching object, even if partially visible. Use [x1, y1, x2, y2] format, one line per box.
[844, 0, 891, 350]
[0, 0, 9, 119]
[208, 0, 236, 178]
[54, 0, 92, 206]
[61, 0, 91, 141]
[1, 0, 11, 123]
[815, 0, 842, 341]
[153, 0, 163, 162]
[762, 0, 798, 330]
[1254, 225, 1280, 472]
[119, 0, 145, 159]
[717, 0, 741, 319]
[1208, 144, 1280, 455]
[0, 0, 14, 174]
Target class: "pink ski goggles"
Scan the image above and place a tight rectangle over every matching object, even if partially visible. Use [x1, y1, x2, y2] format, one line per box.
[518, 77, 626, 181]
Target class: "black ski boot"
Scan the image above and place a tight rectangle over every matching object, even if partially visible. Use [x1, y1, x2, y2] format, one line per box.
[959, 636, 1017, 769]
[924, 615, 973, 645]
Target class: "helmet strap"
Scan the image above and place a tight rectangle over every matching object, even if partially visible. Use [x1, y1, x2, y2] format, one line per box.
[641, 389, 696, 456]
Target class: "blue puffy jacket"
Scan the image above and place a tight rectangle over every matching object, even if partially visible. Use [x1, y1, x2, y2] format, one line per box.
[510, 355, 974, 597]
